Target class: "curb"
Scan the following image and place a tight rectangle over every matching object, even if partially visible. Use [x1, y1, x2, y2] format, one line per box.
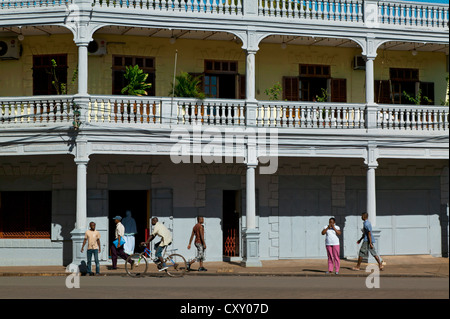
[0, 272, 447, 278]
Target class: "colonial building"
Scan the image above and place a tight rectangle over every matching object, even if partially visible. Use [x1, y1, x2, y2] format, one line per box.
[0, 0, 448, 266]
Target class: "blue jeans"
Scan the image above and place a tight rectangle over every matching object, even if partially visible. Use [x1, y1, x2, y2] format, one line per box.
[87, 249, 100, 274]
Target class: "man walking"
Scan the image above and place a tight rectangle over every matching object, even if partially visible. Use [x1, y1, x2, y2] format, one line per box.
[187, 216, 207, 272]
[110, 216, 133, 270]
[81, 221, 101, 276]
[353, 212, 384, 271]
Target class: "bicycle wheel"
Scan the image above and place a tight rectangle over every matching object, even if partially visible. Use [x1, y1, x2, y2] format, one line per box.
[125, 253, 148, 277]
[164, 253, 187, 277]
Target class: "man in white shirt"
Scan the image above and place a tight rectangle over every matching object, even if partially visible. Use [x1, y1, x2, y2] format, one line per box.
[111, 216, 132, 270]
[141, 217, 172, 269]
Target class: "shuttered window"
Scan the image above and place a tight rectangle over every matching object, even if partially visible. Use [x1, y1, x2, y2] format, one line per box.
[0, 191, 51, 239]
[375, 80, 392, 104]
[282, 76, 299, 101]
[32, 54, 67, 95]
[331, 78, 347, 103]
[112, 55, 155, 96]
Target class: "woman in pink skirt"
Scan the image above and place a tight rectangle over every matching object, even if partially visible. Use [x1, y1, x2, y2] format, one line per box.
[321, 217, 341, 274]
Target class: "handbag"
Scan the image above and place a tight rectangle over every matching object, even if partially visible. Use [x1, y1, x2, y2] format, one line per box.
[113, 238, 126, 248]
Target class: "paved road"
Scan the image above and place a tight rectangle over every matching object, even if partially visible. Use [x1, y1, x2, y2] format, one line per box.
[0, 275, 448, 300]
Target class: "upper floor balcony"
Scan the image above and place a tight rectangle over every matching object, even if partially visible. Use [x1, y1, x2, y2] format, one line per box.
[1, 94, 448, 131]
[1, 0, 448, 37]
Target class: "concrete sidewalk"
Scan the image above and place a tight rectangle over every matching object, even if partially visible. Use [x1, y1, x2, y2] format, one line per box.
[0, 255, 448, 278]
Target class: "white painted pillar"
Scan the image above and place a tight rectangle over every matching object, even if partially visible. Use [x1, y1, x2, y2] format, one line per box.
[70, 159, 89, 266]
[365, 57, 375, 105]
[365, 146, 381, 262]
[246, 50, 257, 103]
[365, 56, 378, 130]
[245, 49, 258, 127]
[77, 43, 89, 95]
[366, 163, 377, 227]
[365, 145, 378, 226]
[75, 160, 88, 230]
[242, 144, 262, 267]
[246, 164, 257, 230]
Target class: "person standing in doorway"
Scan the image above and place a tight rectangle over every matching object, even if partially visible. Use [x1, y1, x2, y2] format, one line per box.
[122, 210, 137, 255]
[81, 221, 101, 276]
[187, 216, 207, 272]
[321, 217, 341, 274]
[353, 212, 384, 271]
[110, 216, 133, 270]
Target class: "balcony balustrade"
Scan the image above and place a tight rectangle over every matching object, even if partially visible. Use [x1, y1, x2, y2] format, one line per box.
[1, 95, 448, 131]
[1, 0, 448, 30]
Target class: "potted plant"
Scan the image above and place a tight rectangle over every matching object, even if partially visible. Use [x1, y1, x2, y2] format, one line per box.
[121, 65, 152, 122]
[169, 72, 205, 99]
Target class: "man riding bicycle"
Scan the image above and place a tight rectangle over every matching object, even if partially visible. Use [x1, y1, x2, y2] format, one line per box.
[141, 217, 173, 270]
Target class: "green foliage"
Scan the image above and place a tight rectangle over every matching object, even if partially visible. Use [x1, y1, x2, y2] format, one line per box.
[121, 65, 152, 96]
[264, 82, 283, 101]
[402, 89, 432, 105]
[170, 72, 205, 99]
[315, 88, 328, 102]
[49, 59, 78, 95]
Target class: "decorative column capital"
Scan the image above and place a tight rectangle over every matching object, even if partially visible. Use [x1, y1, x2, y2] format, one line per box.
[364, 144, 379, 169]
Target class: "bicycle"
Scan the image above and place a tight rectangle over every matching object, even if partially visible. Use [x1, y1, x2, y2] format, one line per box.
[125, 244, 187, 278]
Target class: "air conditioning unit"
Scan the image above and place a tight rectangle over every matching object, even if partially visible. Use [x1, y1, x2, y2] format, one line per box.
[88, 39, 107, 56]
[353, 55, 365, 70]
[0, 38, 21, 60]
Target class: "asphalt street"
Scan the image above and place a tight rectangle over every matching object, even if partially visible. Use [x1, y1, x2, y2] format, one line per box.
[0, 275, 447, 299]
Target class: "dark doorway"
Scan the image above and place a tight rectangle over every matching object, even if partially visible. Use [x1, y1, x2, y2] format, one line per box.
[108, 190, 149, 255]
[223, 190, 241, 259]
[299, 77, 328, 101]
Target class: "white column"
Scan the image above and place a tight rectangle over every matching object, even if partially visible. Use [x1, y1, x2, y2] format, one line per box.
[366, 163, 377, 227]
[246, 50, 257, 102]
[70, 158, 89, 266]
[245, 49, 258, 127]
[365, 57, 375, 105]
[364, 55, 378, 130]
[246, 164, 257, 229]
[75, 160, 88, 230]
[242, 143, 262, 267]
[77, 43, 89, 95]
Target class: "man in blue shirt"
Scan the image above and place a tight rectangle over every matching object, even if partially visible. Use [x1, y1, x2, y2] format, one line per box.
[352, 212, 384, 271]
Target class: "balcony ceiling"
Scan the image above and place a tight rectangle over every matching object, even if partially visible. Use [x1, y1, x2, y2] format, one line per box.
[0, 25, 448, 54]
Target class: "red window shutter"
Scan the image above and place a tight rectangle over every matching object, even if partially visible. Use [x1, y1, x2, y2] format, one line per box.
[239, 74, 246, 100]
[331, 78, 347, 103]
[282, 76, 299, 101]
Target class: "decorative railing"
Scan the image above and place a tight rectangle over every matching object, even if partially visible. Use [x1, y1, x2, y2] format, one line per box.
[377, 104, 449, 130]
[258, 0, 364, 22]
[0, 0, 71, 9]
[378, 1, 449, 28]
[91, 0, 244, 15]
[0, 95, 75, 124]
[88, 95, 162, 124]
[1, 95, 449, 131]
[2, 0, 448, 30]
[177, 98, 246, 126]
[257, 101, 366, 128]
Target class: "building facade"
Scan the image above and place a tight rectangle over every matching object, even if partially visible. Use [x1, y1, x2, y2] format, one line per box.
[0, 0, 448, 266]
